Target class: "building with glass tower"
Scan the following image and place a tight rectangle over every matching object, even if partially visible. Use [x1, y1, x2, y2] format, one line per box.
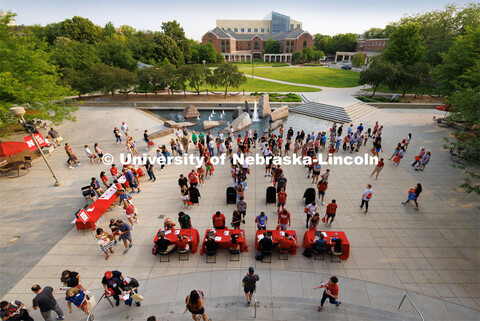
[216, 11, 303, 35]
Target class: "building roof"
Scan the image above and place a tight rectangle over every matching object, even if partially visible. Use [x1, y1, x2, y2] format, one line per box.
[207, 27, 308, 41]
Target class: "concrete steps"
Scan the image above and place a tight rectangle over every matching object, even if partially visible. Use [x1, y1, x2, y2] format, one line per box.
[344, 101, 378, 121]
[290, 101, 351, 124]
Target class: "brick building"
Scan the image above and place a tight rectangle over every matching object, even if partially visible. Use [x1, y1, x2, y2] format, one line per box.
[355, 38, 389, 53]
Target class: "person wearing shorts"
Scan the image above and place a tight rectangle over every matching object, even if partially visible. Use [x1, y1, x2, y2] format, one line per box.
[317, 179, 328, 205]
[277, 209, 290, 230]
[325, 200, 337, 228]
[370, 158, 384, 179]
[117, 220, 133, 253]
[185, 290, 209, 321]
[277, 187, 287, 212]
[242, 267, 259, 306]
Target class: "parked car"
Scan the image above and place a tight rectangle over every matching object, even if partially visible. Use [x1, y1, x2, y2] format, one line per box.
[341, 64, 352, 70]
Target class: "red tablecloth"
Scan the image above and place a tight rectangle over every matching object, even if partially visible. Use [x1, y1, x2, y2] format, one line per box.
[200, 229, 248, 254]
[75, 176, 127, 230]
[153, 228, 200, 254]
[255, 230, 299, 255]
[302, 231, 350, 260]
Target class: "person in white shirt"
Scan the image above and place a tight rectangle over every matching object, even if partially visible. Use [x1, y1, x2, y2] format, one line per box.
[121, 122, 128, 135]
[305, 202, 318, 228]
[176, 129, 183, 138]
[219, 131, 224, 142]
[84, 145, 97, 164]
[360, 184, 373, 213]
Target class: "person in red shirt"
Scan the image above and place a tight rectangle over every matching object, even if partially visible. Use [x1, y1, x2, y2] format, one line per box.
[197, 166, 205, 186]
[212, 211, 226, 229]
[370, 158, 384, 180]
[188, 169, 198, 188]
[316, 276, 341, 311]
[100, 171, 111, 188]
[326, 144, 335, 162]
[317, 178, 328, 205]
[277, 209, 290, 230]
[278, 232, 297, 254]
[325, 200, 337, 228]
[277, 187, 287, 212]
[110, 164, 121, 179]
[176, 234, 190, 252]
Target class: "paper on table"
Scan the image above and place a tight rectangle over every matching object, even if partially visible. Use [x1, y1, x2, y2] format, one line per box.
[214, 236, 222, 241]
[224, 231, 230, 236]
[174, 230, 180, 235]
[321, 232, 327, 238]
[279, 231, 285, 236]
[257, 234, 264, 241]
[165, 230, 172, 235]
[87, 207, 95, 212]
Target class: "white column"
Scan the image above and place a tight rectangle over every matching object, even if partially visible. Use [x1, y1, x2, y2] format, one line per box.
[335, 54, 338, 63]
[342, 54, 345, 61]
[347, 54, 351, 61]
[263, 55, 266, 62]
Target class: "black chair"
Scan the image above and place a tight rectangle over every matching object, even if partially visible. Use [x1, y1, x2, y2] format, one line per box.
[159, 251, 171, 262]
[313, 248, 325, 261]
[229, 249, 240, 261]
[278, 248, 289, 260]
[266, 186, 276, 204]
[206, 250, 216, 263]
[261, 251, 272, 263]
[81, 185, 92, 204]
[189, 186, 201, 204]
[178, 248, 189, 261]
[22, 156, 32, 172]
[330, 250, 342, 263]
[303, 188, 316, 205]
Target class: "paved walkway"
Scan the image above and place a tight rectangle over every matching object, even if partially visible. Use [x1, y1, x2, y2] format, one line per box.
[1, 106, 479, 320]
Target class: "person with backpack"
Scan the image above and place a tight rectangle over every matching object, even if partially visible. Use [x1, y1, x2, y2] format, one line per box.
[185, 290, 210, 321]
[402, 183, 422, 210]
[242, 267, 259, 306]
[360, 184, 373, 214]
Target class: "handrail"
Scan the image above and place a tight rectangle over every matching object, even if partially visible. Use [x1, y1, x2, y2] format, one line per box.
[254, 289, 257, 319]
[397, 294, 425, 321]
[86, 293, 110, 321]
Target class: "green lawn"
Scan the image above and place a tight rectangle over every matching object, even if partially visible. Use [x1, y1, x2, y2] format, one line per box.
[187, 77, 319, 93]
[232, 61, 289, 67]
[237, 66, 360, 88]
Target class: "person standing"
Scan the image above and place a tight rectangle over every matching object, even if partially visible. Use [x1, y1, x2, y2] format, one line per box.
[121, 277, 142, 307]
[402, 183, 422, 210]
[185, 290, 210, 321]
[316, 178, 328, 205]
[65, 143, 81, 169]
[113, 127, 122, 143]
[411, 147, 426, 167]
[255, 212, 268, 230]
[145, 158, 156, 182]
[305, 202, 317, 229]
[178, 211, 192, 229]
[31, 284, 65, 321]
[415, 151, 431, 171]
[47, 128, 61, 147]
[370, 158, 384, 180]
[237, 196, 247, 219]
[316, 276, 341, 311]
[277, 187, 287, 212]
[102, 271, 125, 307]
[360, 184, 373, 214]
[123, 168, 141, 193]
[117, 220, 133, 253]
[242, 267, 259, 306]
[212, 211, 226, 229]
[0, 300, 34, 321]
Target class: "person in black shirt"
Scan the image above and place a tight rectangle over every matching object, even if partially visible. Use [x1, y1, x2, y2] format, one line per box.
[31, 284, 65, 320]
[205, 237, 217, 256]
[121, 277, 141, 307]
[1, 300, 34, 321]
[288, 127, 294, 138]
[258, 233, 273, 260]
[102, 270, 125, 306]
[178, 174, 188, 190]
[61, 270, 80, 288]
[155, 231, 175, 254]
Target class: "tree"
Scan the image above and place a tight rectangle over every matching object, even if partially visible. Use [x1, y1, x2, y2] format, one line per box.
[161, 64, 178, 95]
[359, 59, 392, 96]
[313, 50, 325, 61]
[325, 33, 357, 54]
[62, 68, 96, 97]
[51, 37, 100, 71]
[434, 26, 480, 95]
[383, 23, 426, 66]
[187, 64, 210, 95]
[263, 38, 280, 54]
[390, 62, 430, 97]
[291, 51, 305, 64]
[92, 63, 137, 97]
[59, 16, 102, 44]
[103, 22, 117, 37]
[176, 65, 191, 97]
[0, 12, 77, 131]
[302, 47, 314, 62]
[313, 34, 331, 52]
[120, 25, 137, 38]
[152, 33, 184, 66]
[351, 52, 366, 69]
[196, 43, 218, 63]
[96, 36, 137, 71]
[207, 63, 246, 98]
[161, 20, 191, 62]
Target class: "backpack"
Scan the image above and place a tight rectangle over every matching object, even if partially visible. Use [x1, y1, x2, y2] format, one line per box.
[303, 248, 312, 258]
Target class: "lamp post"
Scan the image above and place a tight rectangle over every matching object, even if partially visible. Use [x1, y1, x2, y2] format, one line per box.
[10, 107, 63, 187]
[251, 56, 254, 80]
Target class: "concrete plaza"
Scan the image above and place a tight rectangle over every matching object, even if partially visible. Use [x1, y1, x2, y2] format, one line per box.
[0, 101, 479, 320]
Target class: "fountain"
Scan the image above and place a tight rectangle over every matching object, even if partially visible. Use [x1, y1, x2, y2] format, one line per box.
[252, 101, 259, 122]
[208, 116, 212, 121]
[227, 121, 230, 125]
[220, 113, 223, 118]
[212, 109, 215, 114]
[222, 110, 225, 115]
[197, 116, 201, 120]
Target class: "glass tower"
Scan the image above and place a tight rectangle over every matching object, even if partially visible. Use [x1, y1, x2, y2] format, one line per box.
[264, 11, 290, 34]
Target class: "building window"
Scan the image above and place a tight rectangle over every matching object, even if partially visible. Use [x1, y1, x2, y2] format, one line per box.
[248, 28, 251, 33]
[267, 28, 270, 32]
[234, 28, 238, 32]
[208, 33, 212, 38]
[209, 40, 212, 43]
[228, 28, 231, 31]
[263, 41, 266, 48]
[221, 40, 225, 53]
[241, 28, 244, 33]
[254, 28, 258, 32]
[254, 42, 259, 50]
[226, 40, 230, 52]
[297, 24, 300, 28]
[290, 24, 293, 30]
[304, 34, 308, 39]
[303, 40, 307, 49]
[247, 42, 251, 49]
[261, 28, 264, 33]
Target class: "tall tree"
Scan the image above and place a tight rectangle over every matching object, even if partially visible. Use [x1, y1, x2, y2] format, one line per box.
[187, 64, 210, 95]
[263, 38, 280, 54]
[325, 33, 357, 54]
[103, 21, 117, 37]
[313, 34, 331, 52]
[302, 47, 314, 62]
[59, 16, 102, 44]
[92, 63, 136, 96]
[161, 20, 191, 62]
[96, 36, 137, 71]
[152, 33, 184, 66]
[383, 22, 426, 66]
[207, 63, 246, 98]
[0, 12, 77, 131]
[359, 58, 392, 96]
[351, 52, 366, 69]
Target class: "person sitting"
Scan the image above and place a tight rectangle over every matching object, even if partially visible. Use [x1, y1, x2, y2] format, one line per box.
[212, 211, 226, 229]
[164, 217, 176, 230]
[331, 237, 343, 254]
[176, 234, 190, 253]
[258, 232, 273, 260]
[205, 236, 217, 256]
[314, 234, 327, 254]
[229, 234, 240, 252]
[155, 231, 176, 254]
[278, 232, 297, 254]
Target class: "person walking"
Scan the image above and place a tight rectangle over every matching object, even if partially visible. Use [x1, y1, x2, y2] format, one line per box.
[315, 276, 341, 312]
[370, 158, 384, 179]
[402, 183, 422, 210]
[0, 300, 34, 321]
[415, 152, 431, 171]
[65, 143, 81, 169]
[242, 267, 259, 306]
[255, 212, 268, 230]
[31, 284, 65, 321]
[360, 184, 373, 214]
[47, 127, 61, 148]
[117, 220, 133, 253]
[305, 202, 317, 229]
[113, 127, 122, 143]
[185, 290, 210, 321]
[325, 200, 337, 228]
[145, 158, 156, 182]
[102, 270, 125, 307]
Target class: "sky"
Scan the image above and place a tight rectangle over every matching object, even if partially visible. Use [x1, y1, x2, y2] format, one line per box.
[0, 0, 472, 39]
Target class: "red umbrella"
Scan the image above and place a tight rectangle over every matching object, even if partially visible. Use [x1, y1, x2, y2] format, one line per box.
[0, 141, 29, 157]
[436, 104, 454, 112]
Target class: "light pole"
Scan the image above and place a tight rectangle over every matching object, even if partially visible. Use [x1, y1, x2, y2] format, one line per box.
[10, 107, 63, 186]
[251, 56, 254, 80]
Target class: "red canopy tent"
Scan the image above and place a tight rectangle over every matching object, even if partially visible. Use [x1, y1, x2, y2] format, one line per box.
[0, 141, 29, 157]
[436, 104, 454, 112]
